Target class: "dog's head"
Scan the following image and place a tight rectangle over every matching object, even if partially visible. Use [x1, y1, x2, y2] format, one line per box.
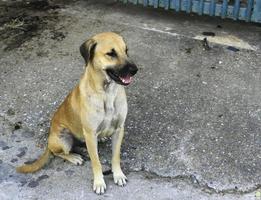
[80, 32, 138, 86]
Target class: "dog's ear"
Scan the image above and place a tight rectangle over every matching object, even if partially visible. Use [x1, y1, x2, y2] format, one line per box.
[80, 39, 97, 65]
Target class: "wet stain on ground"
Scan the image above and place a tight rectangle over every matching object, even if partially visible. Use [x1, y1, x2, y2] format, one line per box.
[51, 31, 66, 41]
[11, 158, 18, 163]
[27, 180, 39, 188]
[65, 169, 75, 176]
[2, 146, 10, 150]
[27, 174, 49, 188]
[14, 121, 22, 131]
[0, 140, 7, 148]
[16, 147, 28, 158]
[37, 174, 49, 181]
[6, 108, 15, 116]
[0, 0, 65, 52]
[21, 130, 35, 138]
[20, 179, 28, 187]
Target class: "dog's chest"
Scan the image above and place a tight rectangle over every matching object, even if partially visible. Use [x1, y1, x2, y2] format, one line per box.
[96, 84, 122, 138]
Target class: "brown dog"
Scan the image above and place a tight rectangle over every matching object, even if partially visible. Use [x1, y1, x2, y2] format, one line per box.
[16, 32, 138, 194]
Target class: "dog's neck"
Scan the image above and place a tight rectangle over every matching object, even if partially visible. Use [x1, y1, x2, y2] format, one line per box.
[83, 65, 119, 93]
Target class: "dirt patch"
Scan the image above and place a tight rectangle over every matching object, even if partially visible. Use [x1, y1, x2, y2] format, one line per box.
[0, 0, 67, 52]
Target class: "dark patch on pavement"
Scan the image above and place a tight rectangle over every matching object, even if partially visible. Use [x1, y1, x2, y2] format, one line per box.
[65, 169, 75, 176]
[14, 121, 22, 130]
[56, 167, 63, 172]
[185, 48, 192, 54]
[6, 108, 15, 116]
[20, 179, 28, 187]
[2, 146, 10, 150]
[16, 150, 26, 158]
[16, 147, 28, 158]
[202, 32, 215, 37]
[0, 0, 61, 51]
[21, 130, 35, 138]
[227, 46, 240, 52]
[196, 73, 201, 78]
[24, 0, 60, 10]
[27, 174, 49, 188]
[0, 140, 7, 147]
[27, 180, 39, 188]
[36, 174, 49, 181]
[51, 31, 66, 41]
[11, 158, 18, 163]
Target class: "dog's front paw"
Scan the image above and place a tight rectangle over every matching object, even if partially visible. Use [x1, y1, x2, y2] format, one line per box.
[93, 178, 106, 195]
[113, 171, 127, 187]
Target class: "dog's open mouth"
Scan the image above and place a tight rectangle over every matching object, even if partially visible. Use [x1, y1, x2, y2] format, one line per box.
[106, 69, 133, 86]
[119, 74, 133, 85]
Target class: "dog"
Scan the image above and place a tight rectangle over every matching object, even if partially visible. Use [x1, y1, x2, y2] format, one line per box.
[16, 32, 138, 194]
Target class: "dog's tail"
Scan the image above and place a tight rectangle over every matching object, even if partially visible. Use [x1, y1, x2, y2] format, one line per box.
[16, 148, 52, 173]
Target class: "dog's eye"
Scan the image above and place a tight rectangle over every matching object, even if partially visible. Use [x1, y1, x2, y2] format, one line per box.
[106, 49, 117, 58]
[125, 48, 128, 56]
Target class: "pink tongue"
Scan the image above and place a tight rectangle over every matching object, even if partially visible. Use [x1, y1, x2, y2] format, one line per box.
[120, 75, 133, 84]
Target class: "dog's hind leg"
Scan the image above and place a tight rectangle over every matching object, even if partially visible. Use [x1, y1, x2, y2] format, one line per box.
[48, 127, 83, 166]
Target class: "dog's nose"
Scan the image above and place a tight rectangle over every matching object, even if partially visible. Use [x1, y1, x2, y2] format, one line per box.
[127, 62, 138, 75]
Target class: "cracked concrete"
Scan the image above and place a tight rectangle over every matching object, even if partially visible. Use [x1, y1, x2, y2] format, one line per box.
[0, 0, 261, 199]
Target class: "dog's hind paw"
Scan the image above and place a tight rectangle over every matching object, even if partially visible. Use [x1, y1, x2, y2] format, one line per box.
[68, 153, 84, 165]
[93, 178, 106, 195]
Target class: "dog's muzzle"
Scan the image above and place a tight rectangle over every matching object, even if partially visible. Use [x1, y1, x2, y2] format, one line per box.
[106, 62, 138, 86]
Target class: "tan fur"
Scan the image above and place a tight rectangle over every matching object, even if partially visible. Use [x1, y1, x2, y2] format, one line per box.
[16, 148, 51, 173]
[16, 32, 137, 194]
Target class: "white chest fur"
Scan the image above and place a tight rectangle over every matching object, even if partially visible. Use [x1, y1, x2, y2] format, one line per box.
[95, 83, 126, 138]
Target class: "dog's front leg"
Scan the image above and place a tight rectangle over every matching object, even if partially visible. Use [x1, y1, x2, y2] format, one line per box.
[83, 128, 106, 194]
[112, 127, 127, 186]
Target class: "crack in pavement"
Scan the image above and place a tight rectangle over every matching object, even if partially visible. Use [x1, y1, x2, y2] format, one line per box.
[133, 169, 261, 195]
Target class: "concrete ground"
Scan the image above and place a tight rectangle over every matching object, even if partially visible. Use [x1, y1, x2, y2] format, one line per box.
[0, 0, 261, 199]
